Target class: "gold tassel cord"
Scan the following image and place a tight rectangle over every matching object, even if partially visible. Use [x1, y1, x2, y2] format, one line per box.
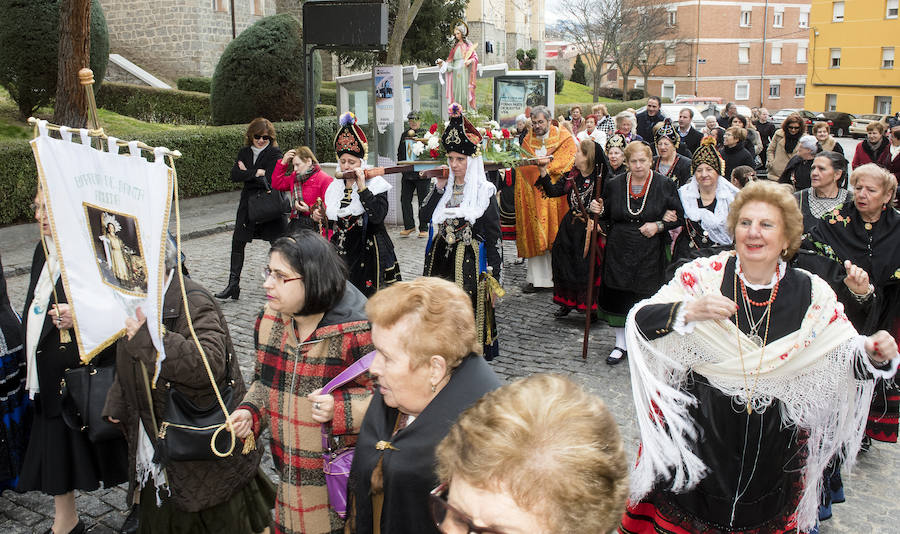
[27, 117, 182, 159]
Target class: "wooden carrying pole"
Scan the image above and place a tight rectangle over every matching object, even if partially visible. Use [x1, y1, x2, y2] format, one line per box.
[581, 173, 603, 360]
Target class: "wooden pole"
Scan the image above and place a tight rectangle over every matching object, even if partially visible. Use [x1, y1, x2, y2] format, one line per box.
[581, 171, 604, 360]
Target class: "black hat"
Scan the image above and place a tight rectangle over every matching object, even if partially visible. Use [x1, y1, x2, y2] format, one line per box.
[654, 118, 679, 148]
[606, 133, 627, 152]
[407, 111, 421, 121]
[334, 112, 368, 160]
[441, 102, 482, 156]
[691, 135, 725, 176]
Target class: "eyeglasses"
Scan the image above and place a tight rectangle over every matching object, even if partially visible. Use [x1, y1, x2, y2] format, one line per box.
[261, 267, 302, 284]
[429, 483, 507, 534]
[253, 134, 272, 141]
[786, 125, 801, 131]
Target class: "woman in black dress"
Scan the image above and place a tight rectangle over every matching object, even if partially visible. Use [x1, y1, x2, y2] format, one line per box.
[216, 118, 285, 300]
[606, 133, 628, 176]
[420, 105, 502, 359]
[316, 112, 400, 297]
[0, 251, 30, 491]
[795, 150, 851, 235]
[652, 119, 692, 187]
[18, 188, 127, 534]
[780, 134, 819, 191]
[594, 141, 684, 365]
[533, 138, 610, 318]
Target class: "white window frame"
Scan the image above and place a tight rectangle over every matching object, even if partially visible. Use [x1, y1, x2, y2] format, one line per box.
[773, 10, 784, 28]
[735, 81, 750, 101]
[738, 43, 750, 64]
[740, 10, 752, 27]
[795, 81, 806, 98]
[888, 0, 899, 19]
[797, 44, 808, 64]
[883, 47, 895, 69]
[875, 96, 892, 114]
[826, 94, 837, 111]
[799, 11, 809, 28]
[771, 43, 783, 64]
[667, 8, 677, 27]
[634, 79, 645, 89]
[830, 48, 841, 68]
[665, 45, 676, 65]
[833, 1, 845, 22]
[662, 81, 676, 101]
[769, 79, 781, 99]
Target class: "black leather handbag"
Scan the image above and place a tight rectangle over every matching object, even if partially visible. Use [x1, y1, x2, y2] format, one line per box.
[152, 348, 237, 465]
[59, 358, 122, 442]
[247, 176, 290, 224]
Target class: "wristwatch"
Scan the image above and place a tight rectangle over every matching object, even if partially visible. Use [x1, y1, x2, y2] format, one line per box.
[656, 221, 665, 232]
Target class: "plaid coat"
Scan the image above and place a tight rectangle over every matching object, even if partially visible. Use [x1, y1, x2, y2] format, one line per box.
[240, 292, 373, 534]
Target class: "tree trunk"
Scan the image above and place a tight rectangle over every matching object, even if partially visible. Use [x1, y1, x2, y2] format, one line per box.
[592, 69, 601, 102]
[385, 0, 428, 64]
[642, 73, 649, 97]
[621, 72, 630, 101]
[53, 0, 91, 127]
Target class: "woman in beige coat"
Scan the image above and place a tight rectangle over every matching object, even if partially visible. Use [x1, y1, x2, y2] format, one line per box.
[766, 113, 804, 180]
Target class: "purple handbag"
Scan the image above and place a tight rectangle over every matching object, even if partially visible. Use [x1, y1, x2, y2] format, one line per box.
[321, 350, 375, 519]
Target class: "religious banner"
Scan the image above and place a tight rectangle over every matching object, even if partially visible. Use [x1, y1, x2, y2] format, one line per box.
[374, 65, 395, 134]
[30, 121, 173, 373]
[494, 76, 550, 129]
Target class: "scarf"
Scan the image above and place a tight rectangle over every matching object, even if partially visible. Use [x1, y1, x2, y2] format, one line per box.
[324, 162, 392, 220]
[625, 251, 885, 532]
[678, 177, 739, 246]
[25, 238, 59, 399]
[431, 156, 496, 225]
[250, 144, 266, 164]
[783, 129, 801, 153]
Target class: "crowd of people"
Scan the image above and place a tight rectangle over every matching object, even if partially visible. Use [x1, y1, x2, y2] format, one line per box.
[0, 98, 897, 534]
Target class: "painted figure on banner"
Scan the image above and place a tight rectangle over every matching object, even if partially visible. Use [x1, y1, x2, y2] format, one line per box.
[86, 206, 147, 294]
[437, 21, 478, 111]
[514, 106, 577, 292]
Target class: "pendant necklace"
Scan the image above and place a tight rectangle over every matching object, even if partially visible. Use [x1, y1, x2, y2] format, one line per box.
[626, 171, 652, 216]
[738, 264, 779, 347]
[733, 269, 773, 414]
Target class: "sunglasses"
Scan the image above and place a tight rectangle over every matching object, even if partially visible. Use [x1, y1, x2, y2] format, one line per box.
[429, 483, 507, 534]
[253, 134, 272, 141]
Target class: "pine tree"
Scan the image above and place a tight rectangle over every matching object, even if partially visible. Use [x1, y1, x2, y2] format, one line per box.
[570, 54, 587, 85]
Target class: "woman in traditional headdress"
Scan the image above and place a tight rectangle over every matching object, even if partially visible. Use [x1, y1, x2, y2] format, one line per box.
[420, 103, 502, 359]
[533, 138, 611, 318]
[672, 137, 740, 262]
[592, 141, 684, 365]
[652, 119, 693, 187]
[100, 213, 130, 284]
[436, 23, 478, 111]
[618, 180, 898, 534]
[606, 133, 628, 176]
[314, 112, 400, 297]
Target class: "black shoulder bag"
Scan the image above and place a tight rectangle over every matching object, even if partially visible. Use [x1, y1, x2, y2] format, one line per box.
[248, 175, 291, 224]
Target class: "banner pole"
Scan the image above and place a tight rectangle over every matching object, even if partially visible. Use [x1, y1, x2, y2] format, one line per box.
[78, 68, 101, 133]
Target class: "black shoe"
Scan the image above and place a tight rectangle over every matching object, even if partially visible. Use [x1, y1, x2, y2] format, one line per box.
[44, 520, 85, 534]
[554, 306, 572, 318]
[120, 504, 140, 534]
[215, 281, 240, 300]
[606, 348, 627, 365]
[860, 436, 872, 453]
[522, 283, 538, 294]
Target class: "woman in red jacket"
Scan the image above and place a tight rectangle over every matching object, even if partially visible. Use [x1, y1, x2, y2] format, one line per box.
[272, 146, 334, 236]
[852, 121, 890, 169]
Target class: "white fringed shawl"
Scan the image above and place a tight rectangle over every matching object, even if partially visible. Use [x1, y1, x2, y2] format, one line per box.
[625, 250, 888, 532]
[431, 155, 496, 225]
[324, 162, 392, 220]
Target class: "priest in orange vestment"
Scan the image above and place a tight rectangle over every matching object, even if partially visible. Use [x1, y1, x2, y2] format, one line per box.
[514, 106, 577, 291]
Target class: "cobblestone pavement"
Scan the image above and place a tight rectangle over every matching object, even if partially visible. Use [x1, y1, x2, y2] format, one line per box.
[2, 224, 896, 533]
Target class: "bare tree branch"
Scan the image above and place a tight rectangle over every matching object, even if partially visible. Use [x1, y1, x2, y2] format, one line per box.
[557, 0, 623, 102]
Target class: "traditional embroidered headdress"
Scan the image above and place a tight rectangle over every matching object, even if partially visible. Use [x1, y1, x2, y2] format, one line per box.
[654, 118, 680, 148]
[101, 212, 122, 233]
[605, 132, 627, 152]
[334, 112, 368, 160]
[441, 102, 482, 156]
[691, 135, 725, 176]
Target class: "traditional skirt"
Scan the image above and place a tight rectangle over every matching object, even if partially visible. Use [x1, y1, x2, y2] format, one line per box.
[551, 211, 603, 311]
[0, 335, 29, 491]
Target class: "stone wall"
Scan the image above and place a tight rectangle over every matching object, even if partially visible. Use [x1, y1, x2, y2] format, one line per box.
[104, 61, 148, 86]
[98, 0, 276, 82]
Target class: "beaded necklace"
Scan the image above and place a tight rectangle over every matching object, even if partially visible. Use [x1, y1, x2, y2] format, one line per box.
[626, 171, 652, 216]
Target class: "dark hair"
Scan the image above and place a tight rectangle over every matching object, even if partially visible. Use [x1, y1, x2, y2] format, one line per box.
[815, 150, 848, 180]
[245, 117, 278, 147]
[731, 165, 756, 187]
[732, 114, 749, 128]
[269, 230, 347, 315]
[648, 96, 661, 105]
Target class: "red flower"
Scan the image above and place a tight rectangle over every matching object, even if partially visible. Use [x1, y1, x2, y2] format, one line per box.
[485, 130, 493, 139]
[365, 280, 373, 287]
[429, 148, 440, 159]
[502, 128, 511, 139]
[429, 123, 438, 134]
[681, 271, 697, 289]
[711, 261, 723, 271]
[779, 352, 789, 360]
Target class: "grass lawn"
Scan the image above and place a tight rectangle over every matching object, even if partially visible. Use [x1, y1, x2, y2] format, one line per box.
[474, 78, 613, 108]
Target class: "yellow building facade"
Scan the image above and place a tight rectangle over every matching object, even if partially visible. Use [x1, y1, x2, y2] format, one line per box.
[806, 0, 899, 114]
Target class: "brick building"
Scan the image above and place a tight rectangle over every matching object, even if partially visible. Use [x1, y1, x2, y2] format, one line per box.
[98, 0, 277, 83]
[627, 1, 810, 109]
[465, 0, 546, 70]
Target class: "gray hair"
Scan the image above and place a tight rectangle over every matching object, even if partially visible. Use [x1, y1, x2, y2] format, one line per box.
[164, 236, 179, 272]
[615, 111, 637, 129]
[798, 134, 818, 152]
[531, 106, 552, 121]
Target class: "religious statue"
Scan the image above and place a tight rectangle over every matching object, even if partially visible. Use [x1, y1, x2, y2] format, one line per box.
[436, 21, 478, 111]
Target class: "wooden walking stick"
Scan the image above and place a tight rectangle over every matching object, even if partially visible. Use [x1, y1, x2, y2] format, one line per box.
[580, 168, 605, 360]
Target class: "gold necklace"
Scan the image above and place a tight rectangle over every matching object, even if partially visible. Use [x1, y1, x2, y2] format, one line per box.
[733, 271, 772, 414]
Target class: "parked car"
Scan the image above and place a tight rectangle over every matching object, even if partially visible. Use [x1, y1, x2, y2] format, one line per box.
[820, 112, 856, 138]
[771, 109, 831, 133]
[674, 96, 723, 107]
[849, 113, 891, 138]
[632, 103, 708, 131]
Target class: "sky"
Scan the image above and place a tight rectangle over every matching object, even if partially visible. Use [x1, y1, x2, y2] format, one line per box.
[545, 0, 565, 25]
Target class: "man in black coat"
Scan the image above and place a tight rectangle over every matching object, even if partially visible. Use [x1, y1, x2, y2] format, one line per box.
[754, 107, 777, 167]
[718, 102, 738, 128]
[397, 111, 429, 237]
[676, 107, 703, 156]
[636, 96, 666, 153]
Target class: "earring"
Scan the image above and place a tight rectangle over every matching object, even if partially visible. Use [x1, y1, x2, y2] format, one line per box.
[431, 383, 436, 393]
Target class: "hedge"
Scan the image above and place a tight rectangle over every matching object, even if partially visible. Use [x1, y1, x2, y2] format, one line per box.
[555, 98, 650, 119]
[315, 104, 337, 117]
[0, 117, 339, 225]
[176, 77, 212, 93]
[319, 87, 336, 106]
[96, 82, 211, 125]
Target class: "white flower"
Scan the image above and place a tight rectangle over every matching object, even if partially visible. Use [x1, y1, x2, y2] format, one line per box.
[492, 129, 502, 139]
[488, 120, 500, 130]
[423, 131, 433, 141]
[426, 136, 440, 150]
[412, 141, 425, 156]
[477, 127, 486, 135]
[493, 142, 503, 152]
